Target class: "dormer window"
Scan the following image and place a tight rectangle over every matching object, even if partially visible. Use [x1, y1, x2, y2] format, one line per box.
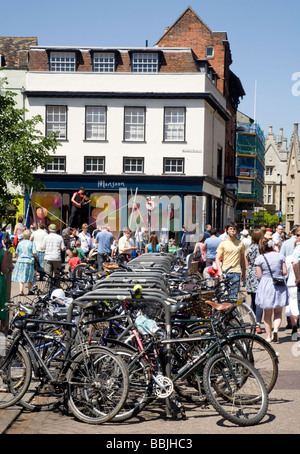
[131, 52, 159, 73]
[49, 51, 76, 72]
[93, 52, 115, 72]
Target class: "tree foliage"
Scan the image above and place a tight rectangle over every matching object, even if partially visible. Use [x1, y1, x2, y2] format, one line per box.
[0, 79, 60, 221]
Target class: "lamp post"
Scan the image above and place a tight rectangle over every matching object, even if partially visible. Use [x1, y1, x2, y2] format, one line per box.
[277, 173, 282, 223]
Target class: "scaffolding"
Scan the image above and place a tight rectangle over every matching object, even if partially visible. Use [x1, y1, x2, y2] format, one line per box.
[235, 122, 265, 228]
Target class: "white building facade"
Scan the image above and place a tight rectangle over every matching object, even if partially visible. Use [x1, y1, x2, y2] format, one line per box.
[23, 45, 231, 238]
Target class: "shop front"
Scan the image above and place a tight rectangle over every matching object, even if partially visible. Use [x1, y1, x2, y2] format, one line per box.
[26, 174, 223, 243]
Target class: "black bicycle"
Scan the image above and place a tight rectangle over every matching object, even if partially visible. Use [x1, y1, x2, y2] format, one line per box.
[0, 300, 129, 425]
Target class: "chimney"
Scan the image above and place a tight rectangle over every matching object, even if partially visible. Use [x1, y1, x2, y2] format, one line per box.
[268, 125, 273, 135]
[294, 123, 299, 135]
[279, 128, 283, 141]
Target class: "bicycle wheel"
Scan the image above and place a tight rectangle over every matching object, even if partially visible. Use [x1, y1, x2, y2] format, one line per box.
[0, 342, 32, 409]
[113, 347, 153, 421]
[67, 347, 129, 424]
[203, 352, 268, 426]
[233, 302, 256, 331]
[223, 333, 279, 393]
[19, 329, 67, 411]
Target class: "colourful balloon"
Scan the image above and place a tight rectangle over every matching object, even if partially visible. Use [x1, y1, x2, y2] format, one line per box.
[42, 195, 53, 207]
[90, 196, 98, 208]
[31, 196, 43, 208]
[47, 206, 60, 221]
[36, 207, 48, 218]
[91, 208, 101, 219]
[52, 197, 61, 208]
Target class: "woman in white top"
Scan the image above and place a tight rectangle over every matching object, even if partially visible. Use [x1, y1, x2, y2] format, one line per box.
[78, 224, 93, 254]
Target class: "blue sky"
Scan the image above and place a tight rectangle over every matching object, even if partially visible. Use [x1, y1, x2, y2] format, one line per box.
[2, 0, 300, 143]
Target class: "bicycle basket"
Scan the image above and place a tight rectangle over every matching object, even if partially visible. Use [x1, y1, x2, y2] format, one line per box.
[103, 262, 119, 274]
[188, 290, 215, 318]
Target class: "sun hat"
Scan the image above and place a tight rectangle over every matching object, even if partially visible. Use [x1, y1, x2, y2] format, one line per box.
[264, 231, 273, 239]
[48, 224, 57, 232]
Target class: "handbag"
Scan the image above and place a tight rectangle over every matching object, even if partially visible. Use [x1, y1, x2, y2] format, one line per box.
[262, 255, 286, 286]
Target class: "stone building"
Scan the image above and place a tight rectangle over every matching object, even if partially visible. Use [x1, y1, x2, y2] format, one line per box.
[264, 125, 288, 224]
[286, 123, 300, 232]
[264, 126, 288, 225]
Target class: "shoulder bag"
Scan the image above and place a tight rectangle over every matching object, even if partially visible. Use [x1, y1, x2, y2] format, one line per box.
[262, 254, 286, 286]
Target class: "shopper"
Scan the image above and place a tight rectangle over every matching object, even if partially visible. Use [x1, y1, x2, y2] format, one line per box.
[215, 222, 246, 299]
[78, 223, 93, 255]
[204, 224, 212, 239]
[240, 229, 251, 249]
[203, 228, 221, 267]
[40, 224, 65, 284]
[13, 216, 26, 248]
[272, 224, 283, 251]
[94, 225, 114, 271]
[244, 228, 264, 333]
[292, 228, 300, 333]
[285, 254, 299, 336]
[0, 248, 8, 326]
[193, 233, 207, 272]
[118, 227, 138, 261]
[30, 223, 48, 270]
[145, 234, 160, 253]
[12, 229, 37, 295]
[255, 237, 288, 343]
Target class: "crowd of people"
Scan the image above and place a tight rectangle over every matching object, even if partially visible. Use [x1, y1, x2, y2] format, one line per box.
[192, 222, 299, 342]
[0, 218, 299, 342]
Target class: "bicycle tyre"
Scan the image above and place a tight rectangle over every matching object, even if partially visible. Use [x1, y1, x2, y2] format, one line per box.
[221, 333, 279, 394]
[67, 346, 129, 424]
[233, 302, 256, 331]
[0, 343, 32, 409]
[203, 352, 268, 426]
[113, 347, 153, 421]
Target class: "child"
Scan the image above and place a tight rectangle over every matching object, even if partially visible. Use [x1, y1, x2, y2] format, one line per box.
[75, 240, 87, 262]
[68, 249, 82, 277]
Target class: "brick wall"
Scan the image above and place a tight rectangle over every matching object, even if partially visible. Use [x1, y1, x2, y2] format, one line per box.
[155, 8, 229, 95]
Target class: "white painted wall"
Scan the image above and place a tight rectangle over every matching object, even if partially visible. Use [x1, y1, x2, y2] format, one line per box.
[25, 71, 227, 178]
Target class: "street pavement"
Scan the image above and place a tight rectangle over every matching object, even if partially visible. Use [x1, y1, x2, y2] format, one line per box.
[1, 281, 300, 435]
